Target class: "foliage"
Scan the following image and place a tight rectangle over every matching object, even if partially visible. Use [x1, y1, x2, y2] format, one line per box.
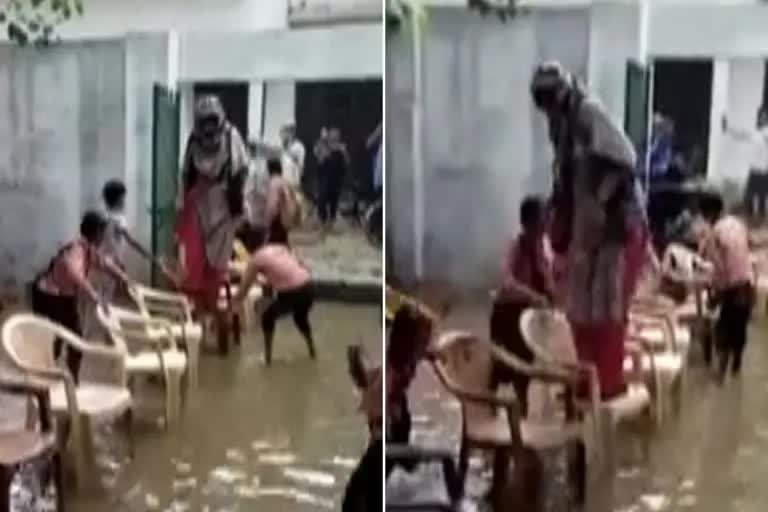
[387, 0, 519, 33]
[468, 0, 519, 22]
[0, 0, 84, 47]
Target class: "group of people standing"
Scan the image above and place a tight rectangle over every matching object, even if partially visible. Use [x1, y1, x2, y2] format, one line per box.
[489, 61, 757, 402]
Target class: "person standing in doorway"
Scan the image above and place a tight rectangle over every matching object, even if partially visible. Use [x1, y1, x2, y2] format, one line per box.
[315, 127, 350, 234]
[723, 106, 768, 222]
[279, 122, 306, 191]
[531, 61, 648, 400]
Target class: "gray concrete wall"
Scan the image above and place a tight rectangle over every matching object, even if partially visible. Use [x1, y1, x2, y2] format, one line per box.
[124, 33, 171, 283]
[386, 8, 589, 291]
[0, 41, 126, 291]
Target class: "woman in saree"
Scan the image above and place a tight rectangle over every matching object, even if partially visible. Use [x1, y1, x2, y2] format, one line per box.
[176, 95, 249, 353]
[530, 62, 648, 399]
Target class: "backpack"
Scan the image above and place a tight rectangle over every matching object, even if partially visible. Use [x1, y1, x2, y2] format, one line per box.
[280, 184, 303, 229]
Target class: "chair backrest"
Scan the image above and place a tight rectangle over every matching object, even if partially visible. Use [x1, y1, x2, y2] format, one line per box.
[97, 305, 175, 354]
[433, 330, 493, 396]
[519, 309, 579, 366]
[130, 284, 192, 323]
[2, 314, 60, 373]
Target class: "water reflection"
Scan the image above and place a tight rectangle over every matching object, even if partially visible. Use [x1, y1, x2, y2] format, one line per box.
[402, 305, 768, 511]
[60, 302, 381, 511]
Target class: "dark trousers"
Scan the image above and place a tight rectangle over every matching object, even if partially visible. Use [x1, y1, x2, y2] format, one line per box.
[490, 300, 535, 415]
[385, 393, 413, 476]
[744, 170, 768, 220]
[715, 283, 755, 376]
[267, 218, 289, 246]
[342, 438, 382, 512]
[31, 285, 82, 381]
[318, 176, 343, 225]
[261, 283, 316, 364]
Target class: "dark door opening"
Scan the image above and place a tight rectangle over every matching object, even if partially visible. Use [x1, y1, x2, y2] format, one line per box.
[194, 82, 250, 140]
[652, 59, 713, 177]
[295, 80, 382, 203]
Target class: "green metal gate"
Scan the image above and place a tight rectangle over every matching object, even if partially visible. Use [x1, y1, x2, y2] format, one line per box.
[625, 60, 650, 151]
[151, 84, 180, 286]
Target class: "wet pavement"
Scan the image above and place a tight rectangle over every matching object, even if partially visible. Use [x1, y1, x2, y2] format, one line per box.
[395, 301, 768, 511]
[1, 302, 381, 512]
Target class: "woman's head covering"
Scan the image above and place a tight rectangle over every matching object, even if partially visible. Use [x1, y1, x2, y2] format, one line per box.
[531, 61, 572, 112]
[194, 95, 226, 153]
[188, 95, 230, 175]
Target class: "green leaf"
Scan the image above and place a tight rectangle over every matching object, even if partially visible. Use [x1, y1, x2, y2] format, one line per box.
[0, 11, 6, 23]
[8, 21, 29, 46]
[31, 0, 44, 7]
[75, 0, 84, 16]
[62, 5, 71, 19]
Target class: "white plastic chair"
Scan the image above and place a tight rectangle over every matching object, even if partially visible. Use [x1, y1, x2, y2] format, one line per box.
[96, 305, 188, 427]
[519, 309, 652, 475]
[129, 284, 201, 387]
[1, 314, 133, 490]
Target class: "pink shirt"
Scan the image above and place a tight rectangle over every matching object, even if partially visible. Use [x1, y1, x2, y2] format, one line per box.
[37, 239, 108, 297]
[250, 244, 311, 291]
[501, 233, 555, 302]
[702, 215, 753, 290]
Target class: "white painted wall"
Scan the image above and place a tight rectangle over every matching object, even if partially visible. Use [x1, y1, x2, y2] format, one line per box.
[50, 0, 288, 40]
[178, 24, 383, 82]
[648, 2, 768, 58]
[587, 1, 641, 125]
[709, 59, 764, 192]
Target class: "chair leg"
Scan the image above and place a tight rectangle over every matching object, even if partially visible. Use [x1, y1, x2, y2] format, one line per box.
[123, 410, 135, 460]
[165, 372, 183, 429]
[0, 466, 13, 512]
[232, 313, 242, 346]
[491, 447, 511, 507]
[53, 453, 65, 512]
[457, 436, 469, 500]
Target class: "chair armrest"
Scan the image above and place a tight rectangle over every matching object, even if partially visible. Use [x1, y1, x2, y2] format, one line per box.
[430, 360, 517, 409]
[0, 378, 54, 432]
[488, 342, 577, 385]
[131, 284, 193, 321]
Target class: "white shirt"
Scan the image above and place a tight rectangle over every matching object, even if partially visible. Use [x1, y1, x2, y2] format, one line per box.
[725, 125, 768, 172]
[747, 128, 768, 171]
[281, 140, 306, 187]
[244, 159, 270, 227]
[102, 210, 127, 264]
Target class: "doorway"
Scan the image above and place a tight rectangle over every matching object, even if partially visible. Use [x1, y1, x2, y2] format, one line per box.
[652, 59, 714, 177]
[295, 80, 382, 203]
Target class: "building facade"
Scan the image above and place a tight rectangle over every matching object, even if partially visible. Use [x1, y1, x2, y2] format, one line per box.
[0, 0, 382, 285]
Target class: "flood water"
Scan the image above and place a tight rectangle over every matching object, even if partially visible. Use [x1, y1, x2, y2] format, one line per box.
[396, 301, 768, 512]
[3, 302, 381, 512]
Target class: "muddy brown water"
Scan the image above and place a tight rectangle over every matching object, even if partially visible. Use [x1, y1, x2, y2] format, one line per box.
[3, 302, 381, 511]
[399, 302, 768, 512]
